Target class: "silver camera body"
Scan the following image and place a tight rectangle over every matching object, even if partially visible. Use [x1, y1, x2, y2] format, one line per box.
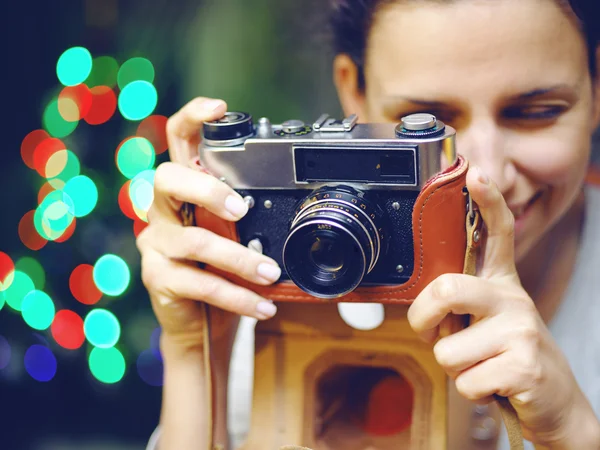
[198, 112, 458, 298]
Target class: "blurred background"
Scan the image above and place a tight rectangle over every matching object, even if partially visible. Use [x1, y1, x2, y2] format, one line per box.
[1, 1, 600, 450]
[1, 1, 337, 449]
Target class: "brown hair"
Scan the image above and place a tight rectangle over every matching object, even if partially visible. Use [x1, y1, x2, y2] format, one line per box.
[328, 0, 600, 90]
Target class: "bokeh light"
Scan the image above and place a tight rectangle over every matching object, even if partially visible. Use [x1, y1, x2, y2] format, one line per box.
[53, 217, 77, 243]
[137, 349, 163, 386]
[118, 80, 157, 121]
[45, 150, 80, 188]
[93, 254, 130, 296]
[137, 115, 168, 155]
[15, 257, 45, 290]
[21, 129, 50, 170]
[84, 86, 117, 125]
[18, 211, 48, 251]
[117, 57, 155, 89]
[51, 310, 85, 350]
[43, 98, 78, 138]
[118, 180, 136, 220]
[38, 181, 60, 204]
[33, 137, 67, 177]
[85, 55, 119, 88]
[88, 347, 125, 384]
[0, 252, 15, 291]
[58, 84, 93, 122]
[69, 264, 102, 305]
[1, 271, 35, 311]
[63, 175, 98, 217]
[84, 309, 121, 348]
[11, 49, 168, 388]
[24, 345, 57, 382]
[129, 169, 155, 221]
[56, 46, 93, 87]
[133, 219, 149, 237]
[0, 336, 11, 370]
[116, 137, 155, 179]
[34, 190, 75, 241]
[22, 290, 55, 330]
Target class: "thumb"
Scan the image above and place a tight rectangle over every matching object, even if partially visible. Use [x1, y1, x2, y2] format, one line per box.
[467, 165, 517, 279]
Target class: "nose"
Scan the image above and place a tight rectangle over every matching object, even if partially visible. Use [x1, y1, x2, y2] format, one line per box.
[455, 120, 517, 195]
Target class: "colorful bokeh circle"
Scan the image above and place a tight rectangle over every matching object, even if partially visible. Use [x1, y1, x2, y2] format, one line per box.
[88, 347, 126, 384]
[93, 254, 130, 296]
[84, 309, 121, 348]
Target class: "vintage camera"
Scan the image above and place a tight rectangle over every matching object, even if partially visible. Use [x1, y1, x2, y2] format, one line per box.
[198, 112, 462, 300]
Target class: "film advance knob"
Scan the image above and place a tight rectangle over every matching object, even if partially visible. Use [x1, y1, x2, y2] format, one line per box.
[395, 113, 445, 138]
[203, 111, 254, 142]
[401, 113, 437, 131]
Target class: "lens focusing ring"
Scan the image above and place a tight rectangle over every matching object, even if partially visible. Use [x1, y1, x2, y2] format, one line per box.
[283, 219, 368, 298]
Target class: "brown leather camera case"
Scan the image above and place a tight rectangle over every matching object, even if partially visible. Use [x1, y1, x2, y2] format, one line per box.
[193, 155, 469, 304]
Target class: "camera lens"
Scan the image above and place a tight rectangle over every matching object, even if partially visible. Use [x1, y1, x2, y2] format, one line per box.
[310, 236, 344, 272]
[282, 186, 385, 299]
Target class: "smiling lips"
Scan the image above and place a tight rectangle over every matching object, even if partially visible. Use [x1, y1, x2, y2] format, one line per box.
[509, 190, 544, 219]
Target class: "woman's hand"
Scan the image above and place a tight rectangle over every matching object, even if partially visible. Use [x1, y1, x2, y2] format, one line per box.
[136, 97, 281, 355]
[407, 167, 600, 449]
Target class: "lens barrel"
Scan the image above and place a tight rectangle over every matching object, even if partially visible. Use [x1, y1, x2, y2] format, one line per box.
[282, 186, 385, 298]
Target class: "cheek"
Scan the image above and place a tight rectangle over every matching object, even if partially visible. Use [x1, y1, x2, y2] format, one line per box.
[508, 130, 590, 187]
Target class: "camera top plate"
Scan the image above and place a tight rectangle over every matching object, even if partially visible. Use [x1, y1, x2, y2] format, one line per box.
[200, 112, 457, 191]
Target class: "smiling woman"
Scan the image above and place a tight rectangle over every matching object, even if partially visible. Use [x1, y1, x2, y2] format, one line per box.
[334, 0, 597, 261]
[138, 1, 600, 449]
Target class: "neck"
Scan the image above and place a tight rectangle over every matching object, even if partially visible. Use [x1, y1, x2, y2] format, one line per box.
[516, 190, 586, 324]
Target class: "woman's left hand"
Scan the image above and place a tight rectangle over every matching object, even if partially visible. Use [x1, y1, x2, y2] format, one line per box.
[407, 166, 600, 449]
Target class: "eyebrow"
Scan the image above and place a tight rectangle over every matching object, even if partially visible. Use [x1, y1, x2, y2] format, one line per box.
[380, 97, 454, 116]
[508, 84, 577, 100]
[387, 97, 448, 107]
[382, 83, 578, 113]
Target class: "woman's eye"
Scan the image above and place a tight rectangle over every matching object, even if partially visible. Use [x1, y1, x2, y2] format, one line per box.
[503, 104, 566, 120]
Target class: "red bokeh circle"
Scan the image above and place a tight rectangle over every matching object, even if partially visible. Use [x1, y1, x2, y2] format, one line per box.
[69, 264, 102, 305]
[51, 310, 85, 350]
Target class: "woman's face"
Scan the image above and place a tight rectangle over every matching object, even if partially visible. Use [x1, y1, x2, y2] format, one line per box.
[334, 0, 600, 262]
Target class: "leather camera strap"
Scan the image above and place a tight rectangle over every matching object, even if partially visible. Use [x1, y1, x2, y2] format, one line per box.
[180, 203, 223, 450]
[182, 202, 524, 450]
[465, 210, 524, 450]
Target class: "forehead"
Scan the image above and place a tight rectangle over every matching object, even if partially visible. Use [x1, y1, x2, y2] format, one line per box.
[365, 0, 588, 99]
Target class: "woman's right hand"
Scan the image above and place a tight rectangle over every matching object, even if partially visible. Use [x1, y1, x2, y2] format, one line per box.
[136, 97, 281, 354]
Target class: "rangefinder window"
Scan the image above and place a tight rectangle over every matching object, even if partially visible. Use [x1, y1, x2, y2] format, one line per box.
[294, 146, 418, 185]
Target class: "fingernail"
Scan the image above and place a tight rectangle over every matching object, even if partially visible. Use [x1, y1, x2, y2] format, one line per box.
[225, 195, 249, 219]
[203, 99, 225, 112]
[475, 166, 489, 185]
[257, 263, 282, 282]
[256, 300, 277, 319]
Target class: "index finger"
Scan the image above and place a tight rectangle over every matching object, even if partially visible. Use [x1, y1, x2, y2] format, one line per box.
[166, 97, 227, 163]
[150, 162, 249, 224]
[407, 273, 502, 342]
